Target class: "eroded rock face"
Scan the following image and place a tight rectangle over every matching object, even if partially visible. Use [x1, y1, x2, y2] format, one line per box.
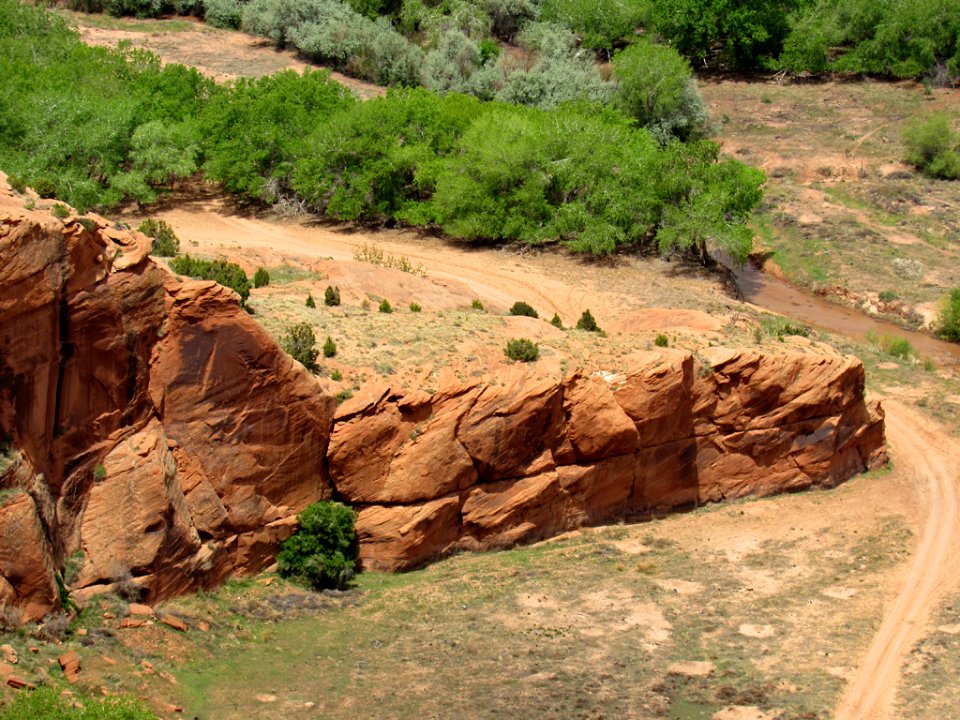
[336, 354, 886, 571]
[0, 183, 886, 621]
[0, 189, 336, 620]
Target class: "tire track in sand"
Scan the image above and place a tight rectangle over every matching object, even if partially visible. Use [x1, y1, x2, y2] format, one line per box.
[836, 400, 960, 720]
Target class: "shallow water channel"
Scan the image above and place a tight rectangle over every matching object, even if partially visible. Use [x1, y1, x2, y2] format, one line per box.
[725, 259, 960, 367]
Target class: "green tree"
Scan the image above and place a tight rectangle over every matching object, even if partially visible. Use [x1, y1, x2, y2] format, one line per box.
[324, 285, 342, 306]
[576, 309, 601, 332]
[138, 218, 180, 256]
[254, 267, 270, 287]
[612, 41, 709, 143]
[277, 501, 358, 590]
[323, 335, 337, 357]
[938, 288, 960, 342]
[652, 0, 799, 70]
[282, 322, 319, 372]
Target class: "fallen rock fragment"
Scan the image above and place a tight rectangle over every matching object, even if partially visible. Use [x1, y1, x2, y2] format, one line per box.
[1, 644, 17, 664]
[159, 614, 188, 632]
[6, 676, 33, 689]
[58, 650, 81, 683]
[128, 603, 154, 616]
[118, 618, 147, 630]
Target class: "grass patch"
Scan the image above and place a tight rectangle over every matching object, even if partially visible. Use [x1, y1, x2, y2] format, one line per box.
[264, 265, 325, 284]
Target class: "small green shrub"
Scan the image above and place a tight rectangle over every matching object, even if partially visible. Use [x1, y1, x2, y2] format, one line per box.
[51, 204, 70, 220]
[324, 285, 342, 306]
[93, 464, 107, 481]
[323, 336, 337, 358]
[938, 288, 960, 342]
[379, 298, 393, 313]
[306, 292, 317, 308]
[277, 501, 358, 591]
[509, 300, 539, 318]
[282, 322, 319, 372]
[331, 369, 343, 381]
[878, 289, 899, 303]
[204, 0, 243, 28]
[409, 302, 422, 312]
[885, 337, 913, 360]
[504, 337, 539, 362]
[903, 114, 960, 180]
[550, 313, 563, 328]
[471, 299, 485, 311]
[654, 333, 669, 347]
[253, 267, 270, 288]
[336, 389, 354, 403]
[139, 218, 180, 257]
[866, 330, 914, 359]
[576, 309, 601, 332]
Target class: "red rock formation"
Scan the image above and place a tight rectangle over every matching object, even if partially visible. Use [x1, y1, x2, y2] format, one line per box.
[0, 189, 335, 620]
[0, 183, 886, 621]
[337, 351, 885, 572]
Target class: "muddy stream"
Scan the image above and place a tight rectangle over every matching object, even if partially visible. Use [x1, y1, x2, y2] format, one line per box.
[725, 258, 960, 367]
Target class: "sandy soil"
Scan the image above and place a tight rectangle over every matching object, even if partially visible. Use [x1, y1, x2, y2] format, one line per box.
[835, 399, 960, 720]
[65, 11, 383, 98]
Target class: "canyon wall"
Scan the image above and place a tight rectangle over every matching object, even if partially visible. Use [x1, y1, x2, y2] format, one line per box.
[333, 352, 885, 571]
[0, 193, 336, 622]
[0, 190, 885, 622]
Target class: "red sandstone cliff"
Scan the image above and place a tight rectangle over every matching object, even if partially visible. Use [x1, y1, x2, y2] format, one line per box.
[0, 188, 886, 623]
[332, 354, 885, 572]
[0, 192, 336, 622]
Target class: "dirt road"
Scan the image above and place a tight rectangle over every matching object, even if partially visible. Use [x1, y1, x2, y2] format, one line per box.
[156, 202, 960, 719]
[835, 400, 960, 720]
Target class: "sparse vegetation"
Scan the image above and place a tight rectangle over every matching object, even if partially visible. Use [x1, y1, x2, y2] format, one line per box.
[504, 337, 539, 362]
[550, 313, 563, 329]
[409, 302, 422, 312]
[379, 298, 393, 313]
[139, 218, 180, 257]
[51, 204, 70, 220]
[306, 292, 317, 309]
[471, 299, 485, 311]
[655, 333, 669, 347]
[281, 322, 320, 372]
[93, 463, 107, 481]
[509, 300, 538, 318]
[277, 501, 359, 591]
[865, 330, 914, 360]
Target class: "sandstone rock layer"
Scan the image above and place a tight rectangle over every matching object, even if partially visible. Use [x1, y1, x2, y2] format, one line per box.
[0, 191, 335, 620]
[0, 185, 886, 621]
[335, 354, 885, 571]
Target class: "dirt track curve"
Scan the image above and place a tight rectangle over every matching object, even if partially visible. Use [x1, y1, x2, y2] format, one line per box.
[836, 400, 960, 720]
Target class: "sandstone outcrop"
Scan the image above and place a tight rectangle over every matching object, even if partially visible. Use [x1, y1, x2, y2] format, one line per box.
[0, 183, 886, 621]
[334, 353, 885, 571]
[0, 189, 335, 620]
